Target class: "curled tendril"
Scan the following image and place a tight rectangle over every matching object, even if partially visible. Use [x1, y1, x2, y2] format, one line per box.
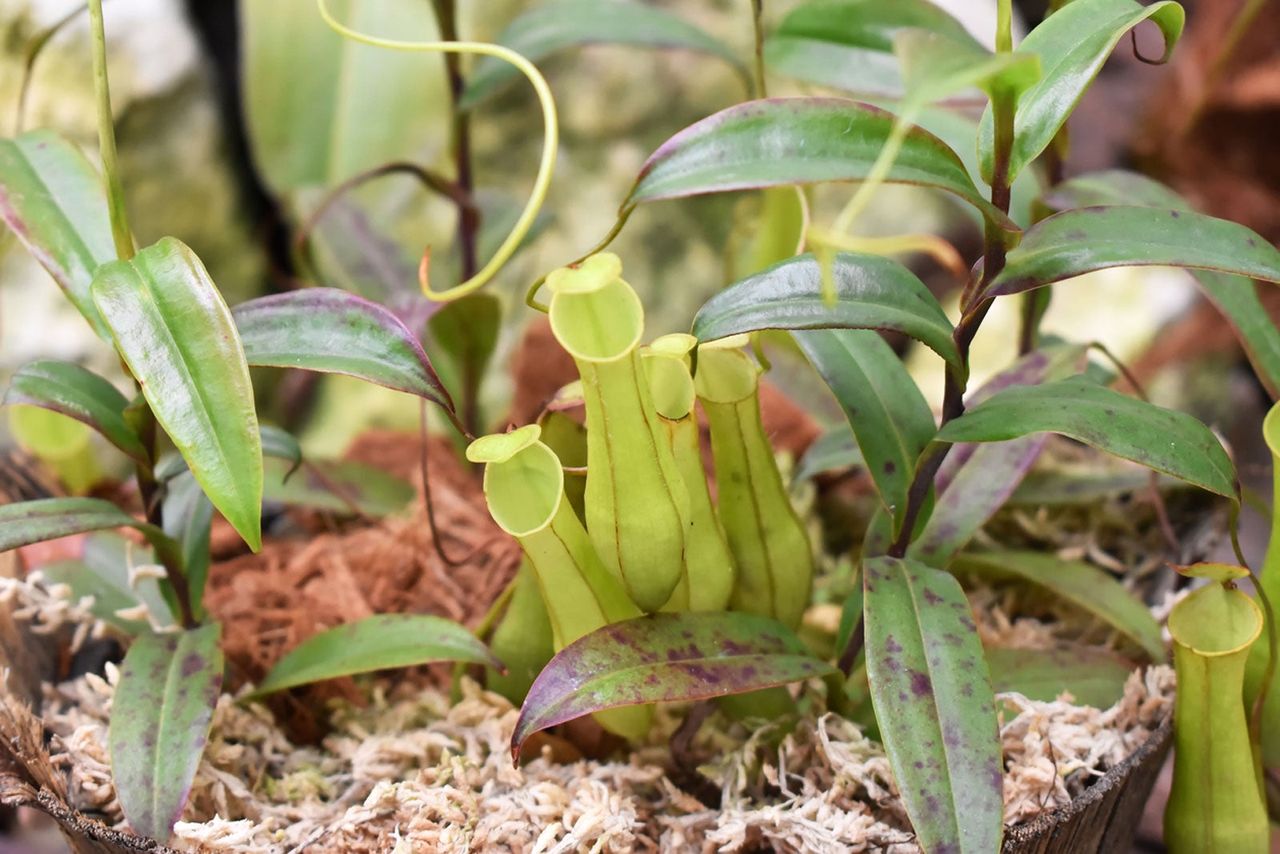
[316, 0, 558, 302]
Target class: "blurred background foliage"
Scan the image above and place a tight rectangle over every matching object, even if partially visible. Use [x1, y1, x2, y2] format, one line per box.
[0, 0, 1267, 465]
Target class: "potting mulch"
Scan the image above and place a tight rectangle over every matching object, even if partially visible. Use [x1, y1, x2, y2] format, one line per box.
[1, 567, 1173, 854]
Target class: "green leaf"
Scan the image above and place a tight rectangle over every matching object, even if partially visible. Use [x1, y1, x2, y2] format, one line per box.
[793, 329, 935, 514]
[0, 131, 113, 338]
[0, 497, 182, 571]
[258, 425, 304, 479]
[241, 0, 446, 191]
[912, 344, 1088, 565]
[765, 0, 974, 99]
[91, 238, 263, 551]
[162, 473, 213, 621]
[3, 360, 147, 463]
[513, 612, 835, 756]
[863, 556, 1003, 854]
[793, 424, 864, 483]
[985, 206, 1280, 299]
[977, 0, 1184, 184]
[953, 551, 1165, 661]
[986, 646, 1134, 709]
[1010, 466, 1185, 506]
[39, 533, 174, 636]
[626, 98, 1015, 232]
[692, 252, 961, 366]
[936, 376, 1236, 499]
[1040, 172, 1280, 400]
[460, 0, 745, 109]
[108, 624, 222, 842]
[233, 288, 454, 414]
[249, 614, 498, 697]
[263, 457, 415, 518]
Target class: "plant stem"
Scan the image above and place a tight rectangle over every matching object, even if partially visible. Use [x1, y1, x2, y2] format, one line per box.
[750, 0, 767, 99]
[888, 90, 1016, 558]
[87, 0, 133, 261]
[431, 0, 479, 280]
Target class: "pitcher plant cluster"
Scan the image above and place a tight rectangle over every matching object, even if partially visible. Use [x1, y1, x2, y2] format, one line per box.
[2, 0, 1280, 852]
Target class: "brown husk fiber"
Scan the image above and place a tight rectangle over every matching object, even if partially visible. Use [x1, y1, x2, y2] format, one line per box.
[201, 432, 522, 735]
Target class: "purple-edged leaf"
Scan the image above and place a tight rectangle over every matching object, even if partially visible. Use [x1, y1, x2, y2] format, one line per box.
[626, 98, 1016, 232]
[1040, 171, 1280, 400]
[935, 376, 1237, 499]
[793, 329, 936, 514]
[263, 457, 415, 518]
[460, 0, 745, 109]
[108, 624, 222, 842]
[983, 206, 1280, 299]
[765, 0, 974, 99]
[513, 612, 835, 757]
[915, 344, 1087, 565]
[0, 131, 113, 339]
[987, 645, 1134, 709]
[3, 360, 147, 463]
[92, 238, 263, 551]
[863, 556, 1003, 854]
[977, 0, 1184, 184]
[693, 253, 961, 367]
[954, 551, 1164, 661]
[911, 436, 1047, 566]
[233, 288, 454, 413]
[0, 497, 182, 571]
[249, 614, 498, 697]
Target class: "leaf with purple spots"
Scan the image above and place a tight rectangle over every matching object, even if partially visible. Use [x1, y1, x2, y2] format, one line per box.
[512, 612, 834, 760]
[863, 556, 1003, 853]
[935, 376, 1236, 500]
[108, 624, 223, 843]
[982, 206, 1280, 300]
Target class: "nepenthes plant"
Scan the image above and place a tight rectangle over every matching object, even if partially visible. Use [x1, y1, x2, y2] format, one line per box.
[3, 0, 1280, 851]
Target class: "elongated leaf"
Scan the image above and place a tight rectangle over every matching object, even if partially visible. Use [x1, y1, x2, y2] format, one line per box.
[40, 533, 174, 636]
[0, 131, 113, 338]
[863, 556, 1003, 853]
[977, 0, 1184, 183]
[460, 0, 744, 109]
[794, 424, 864, 483]
[987, 646, 1133, 708]
[793, 329, 935, 513]
[914, 344, 1087, 565]
[250, 614, 498, 697]
[109, 625, 222, 842]
[0, 497, 182, 569]
[427, 292, 502, 412]
[984, 206, 1280, 299]
[513, 612, 835, 755]
[1040, 172, 1280, 400]
[765, 0, 973, 99]
[3, 360, 147, 463]
[693, 253, 960, 366]
[154, 424, 301, 484]
[626, 98, 1015, 231]
[936, 377, 1236, 498]
[233, 288, 454, 413]
[92, 238, 262, 550]
[162, 473, 213, 621]
[241, 0, 446, 191]
[263, 457, 415, 518]
[1010, 466, 1184, 506]
[954, 551, 1164, 661]
[895, 29, 1039, 107]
